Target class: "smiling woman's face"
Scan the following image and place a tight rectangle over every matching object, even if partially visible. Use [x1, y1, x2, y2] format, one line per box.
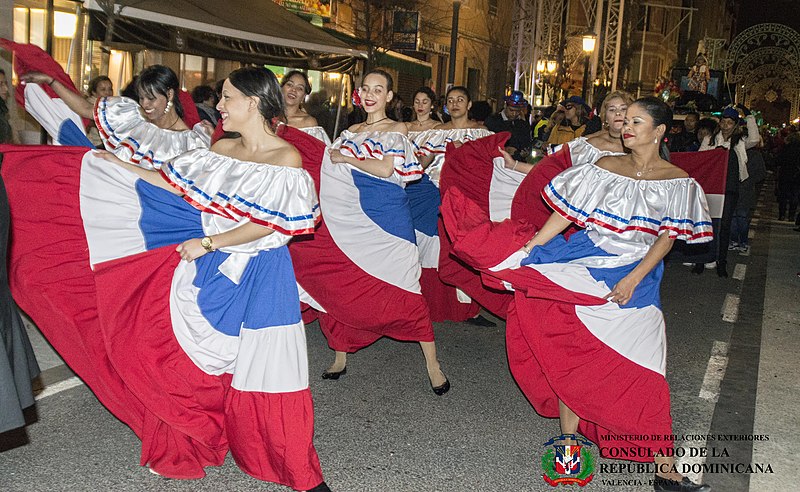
[359, 73, 392, 114]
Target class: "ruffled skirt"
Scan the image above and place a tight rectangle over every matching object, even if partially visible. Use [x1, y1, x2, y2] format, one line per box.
[1, 145, 323, 488]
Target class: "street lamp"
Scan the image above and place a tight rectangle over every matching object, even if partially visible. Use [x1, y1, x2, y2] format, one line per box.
[581, 32, 597, 102]
[447, 1, 462, 87]
[536, 54, 558, 105]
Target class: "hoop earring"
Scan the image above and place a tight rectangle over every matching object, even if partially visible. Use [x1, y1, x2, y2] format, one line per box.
[164, 100, 173, 115]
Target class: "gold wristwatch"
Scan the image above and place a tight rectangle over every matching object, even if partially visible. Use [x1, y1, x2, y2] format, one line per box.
[200, 236, 214, 252]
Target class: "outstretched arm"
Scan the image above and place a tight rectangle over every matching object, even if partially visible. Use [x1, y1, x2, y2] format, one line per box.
[21, 72, 95, 119]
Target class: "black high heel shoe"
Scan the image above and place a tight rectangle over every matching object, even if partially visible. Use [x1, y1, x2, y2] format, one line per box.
[653, 474, 710, 491]
[307, 481, 332, 492]
[321, 367, 346, 380]
[431, 376, 450, 396]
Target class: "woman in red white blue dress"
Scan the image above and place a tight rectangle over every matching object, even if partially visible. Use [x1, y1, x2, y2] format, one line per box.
[295, 69, 449, 395]
[442, 97, 711, 492]
[4, 67, 329, 491]
[21, 64, 209, 167]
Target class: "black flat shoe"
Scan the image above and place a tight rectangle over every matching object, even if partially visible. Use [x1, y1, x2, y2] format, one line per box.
[321, 367, 346, 380]
[653, 475, 710, 491]
[307, 481, 332, 492]
[691, 264, 704, 275]
[465, 314, 496, 327]
[431, 377, 450, 396]
[716, 261, 728, 278]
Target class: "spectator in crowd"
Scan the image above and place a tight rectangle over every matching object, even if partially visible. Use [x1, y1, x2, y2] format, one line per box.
[545, 96, 589, 148]
[697, 105, 760, 277]
[485, 90, 533, 161]
[669, 111, 700, 152]
[730, 147, 767, 255]
[84, 75, 114, 147]
[695, 117, 717, 147]
[776, 131, 800, 224]
[531, 108, 548, 143]
[469, 100, 492, 125]
[0, 68, 13, 143]
[191, 84, 220, 126]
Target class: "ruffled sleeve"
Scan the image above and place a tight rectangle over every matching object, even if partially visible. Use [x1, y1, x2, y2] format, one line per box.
[412, 128, 493, 156]
[543, 164, 713, 244]
[160, 149, 320, 235]
[334, 130, 422, 181]
[94, 96, 209, 170]
[658, 178, 713, 243]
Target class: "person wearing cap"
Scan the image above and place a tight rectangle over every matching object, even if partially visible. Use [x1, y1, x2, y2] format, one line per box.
[485, 90, 533, 161]
[697, 104, 760, 277]
[545, 95, 590, 148]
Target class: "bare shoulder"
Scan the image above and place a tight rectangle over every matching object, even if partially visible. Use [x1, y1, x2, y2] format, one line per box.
[657, 160, 689, 179]
[210, 137, 238, 153]
[471, 121, 488, 130]
[389, 121, 408, 135]
[594, 154, 624, 170]
[347, 122, 363, 133]
[273, 141, 303, 168]
[301, 113, 319, 128]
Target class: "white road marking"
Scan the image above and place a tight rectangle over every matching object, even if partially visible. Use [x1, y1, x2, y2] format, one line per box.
[34, 376, 83, 400]
[699, 341, 730, 402]
[748, 228, 756, 239]
[733, 263, 747, 281]
[721, 294, 740, 323]
[679, 341, 730, 483]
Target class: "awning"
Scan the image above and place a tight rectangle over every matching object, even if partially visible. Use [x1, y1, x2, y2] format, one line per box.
[84, 0, 367, 71]
[375, 51, 431, 79]
[323, 28, 431, 79]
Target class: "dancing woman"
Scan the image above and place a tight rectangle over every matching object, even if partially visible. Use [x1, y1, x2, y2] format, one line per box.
[21, 65, 208, 167]
[281, 70, 331, 144]
[5, 67, 329, 491]
[442, 97, 712, 492]
[309, 69, 449, 394]
[405, 87, 440, 134]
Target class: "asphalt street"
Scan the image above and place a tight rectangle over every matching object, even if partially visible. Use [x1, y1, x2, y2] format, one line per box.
[1, 181, 796, 492]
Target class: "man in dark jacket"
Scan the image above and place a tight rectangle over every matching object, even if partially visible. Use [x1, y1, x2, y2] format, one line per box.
[485, 90, 533, 161]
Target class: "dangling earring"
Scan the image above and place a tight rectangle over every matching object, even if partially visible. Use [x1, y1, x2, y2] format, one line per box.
[164, 100, 173, 114]
[654, 137, 659, 144]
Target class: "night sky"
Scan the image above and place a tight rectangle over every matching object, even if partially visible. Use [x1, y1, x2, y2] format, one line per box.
[736, 0, 800, 34]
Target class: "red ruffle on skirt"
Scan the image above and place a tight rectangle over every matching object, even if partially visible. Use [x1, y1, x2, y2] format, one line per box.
[93, 232, 323, 488]
[443, 186, 675, 460]
[0, 144, 145, 434]
[283, 127, 435, 353]
[291, 220, 435, 353]
[420, 267, 479, 322]
[437, 133, 519, 318]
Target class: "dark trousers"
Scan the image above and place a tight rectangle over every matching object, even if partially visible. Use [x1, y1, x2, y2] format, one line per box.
[717, 189, 739, 266]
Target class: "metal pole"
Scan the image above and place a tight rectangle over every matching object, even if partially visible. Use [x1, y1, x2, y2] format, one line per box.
[513, 0, 525, 90]
[637, 4, 648, 98]
[447, 1, 461, 86]
[582, 54, 590, 101]
[611, 0, 626, 91]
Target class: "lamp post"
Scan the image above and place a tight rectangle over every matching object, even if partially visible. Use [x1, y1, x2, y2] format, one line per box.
[581, 32, 597, 103]
[447, 1, 462, 87]
[536, 55, 557, 106]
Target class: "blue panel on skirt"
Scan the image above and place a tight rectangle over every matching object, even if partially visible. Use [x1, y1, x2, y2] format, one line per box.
[405, 174, 441, 237]
[136, 180, 203, 250]
[57, 120, 94, 148]
[193, 246, 302, 336]
[352, 169, 416, 244]
[522, 230, 661, 310]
